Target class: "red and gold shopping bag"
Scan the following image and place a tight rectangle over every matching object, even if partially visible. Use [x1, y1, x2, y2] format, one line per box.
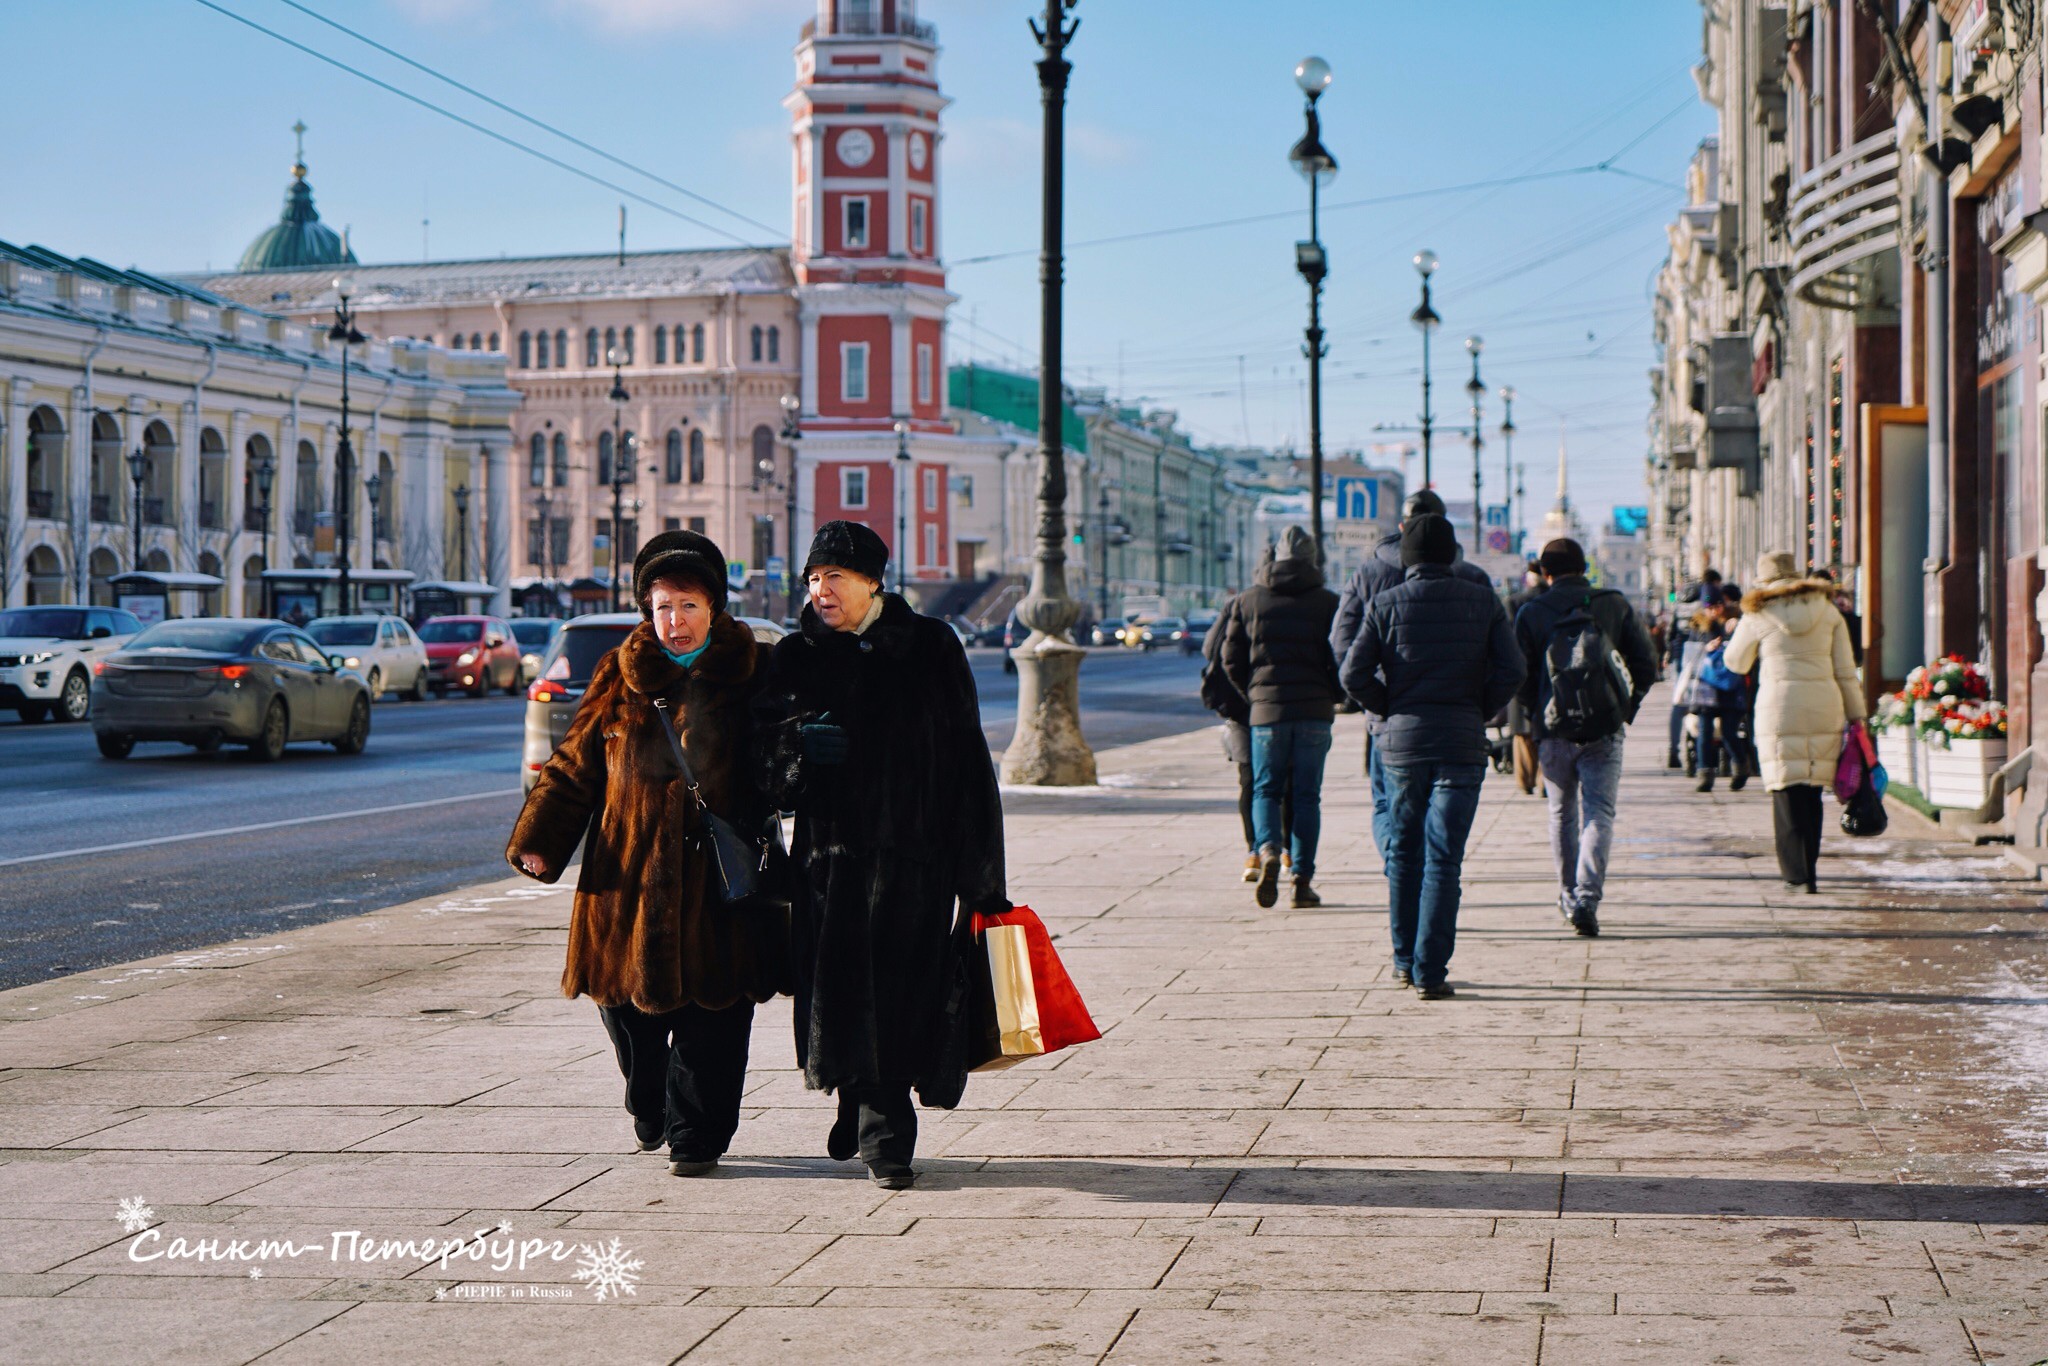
[968, 905, 1101, 1071]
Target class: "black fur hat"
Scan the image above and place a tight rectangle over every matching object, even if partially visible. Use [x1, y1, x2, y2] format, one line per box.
[803, 519, 889, 584]
[632, 529, 728, 620]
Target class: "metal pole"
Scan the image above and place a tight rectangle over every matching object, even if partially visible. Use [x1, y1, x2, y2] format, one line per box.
[608, 353, 629, 613]
[1466, 340, 1484, 552]
[1002, 0, 1097, 786]
[336, 347, 352, 617]
[1419, 311, 1433, 491]
[786, 447, 799, 623]
[130, 455, 144, 571]
[1306, 159, 1325, 563]
[1923, 14, 1951, 657]
[1499, 387, 1516, 557]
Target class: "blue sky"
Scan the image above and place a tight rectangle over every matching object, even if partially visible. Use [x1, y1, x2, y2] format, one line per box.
[5, 0, 1711, 532]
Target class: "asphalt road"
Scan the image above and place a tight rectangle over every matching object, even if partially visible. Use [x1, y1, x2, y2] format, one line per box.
[0, 645, 1210, 988]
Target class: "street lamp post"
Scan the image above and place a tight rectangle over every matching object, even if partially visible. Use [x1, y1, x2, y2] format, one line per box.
[606, 349, 631, 612]
[535, 489, 554, 609]
[253, 451, 275, 598]
[1498, 386, 1517, 558]
[126, 447, 149, 572]
[893, 418, 912, 596]
[780, 394, 802, 625]
[1291, 56, 1336, 564]
[1003, 0, 1096, 786]
[1464, 336, 1485, 552]
[452, 483, 470, 582]
[329, 276, 367, 616]
[1411, 250, 1440, 491]
[364, 471, 384, 569]
[1516, 462, 1528, 555]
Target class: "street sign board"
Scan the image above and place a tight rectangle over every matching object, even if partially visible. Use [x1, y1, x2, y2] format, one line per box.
[727, 560, 749, 590]
[766, 555, 787, 590]
[1334, 476, 1380, 521]
[1613, 506, 1648, 536]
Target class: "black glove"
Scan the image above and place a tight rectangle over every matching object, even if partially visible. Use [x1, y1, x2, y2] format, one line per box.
[800, 713, 850, 767]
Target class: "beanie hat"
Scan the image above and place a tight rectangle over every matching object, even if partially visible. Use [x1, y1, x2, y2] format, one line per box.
[1400, 512, 1458, 568]
[1754, 551, 1798, 585]
[632, 529, 729, 620]
[1276, 525, 1316, 562]
[803, 519, 889, 585]
[1402, 489, 1447, 521]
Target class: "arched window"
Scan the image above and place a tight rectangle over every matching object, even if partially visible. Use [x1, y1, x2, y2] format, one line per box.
[665, 429, 684, 483]
[529, 433, 547, 486]
[750, 425, 775, 487]
[242, 554, 266, 616]
[91, 412, 122, 523]
[750, 325, 763, 363]
[597, 431, 614, 486]
[555, 329, 569, 369]
[603, 327, 617, 364]
[519, 331, 533, 368]
[26, 406, 66, 518]
[142, 420, 176, 524]
[692, 323, 705, 363]
[688, 428, 706, 485]
[89, 547, 120, 605]
[535, 330, 549, 368]
[216, 432, 252, 530]
[585, 328, 600, 367]
[552, 432, 569, 486]
[471, 332, 483, 351]
[374, 452, 395, 539]
[450, 334, 464, 351]
[487, 332, 499, 352]
[654, 327, 668, 365]
[295, 440, 320, 534]
[27, 545, 65, 606]
[767, 325, 780, 363]
[674, 324, 688, 363]
[196, 551, 222, 616]
[622, 326, 635, 364]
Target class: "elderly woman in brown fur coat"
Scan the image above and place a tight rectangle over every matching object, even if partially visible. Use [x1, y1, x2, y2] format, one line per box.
[508, 530, 786, 1177]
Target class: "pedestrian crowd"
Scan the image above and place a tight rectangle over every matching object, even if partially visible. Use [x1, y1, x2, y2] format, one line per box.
[1202, 492, 1865, 996]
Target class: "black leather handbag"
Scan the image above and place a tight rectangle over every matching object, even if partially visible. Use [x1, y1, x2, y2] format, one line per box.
[651, 698, 788, 907]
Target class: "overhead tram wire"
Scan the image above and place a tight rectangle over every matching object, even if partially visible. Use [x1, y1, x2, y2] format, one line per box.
[189, 0, 757, 247]
[265, 0, 782, 240]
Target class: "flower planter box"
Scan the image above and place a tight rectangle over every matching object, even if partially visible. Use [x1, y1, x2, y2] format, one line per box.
[1921, 736, 2007, 809]
[1875, 730, 1917, 790]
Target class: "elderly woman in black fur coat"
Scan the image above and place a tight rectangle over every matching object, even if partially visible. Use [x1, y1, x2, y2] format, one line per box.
[754, 520, 1008, 1190]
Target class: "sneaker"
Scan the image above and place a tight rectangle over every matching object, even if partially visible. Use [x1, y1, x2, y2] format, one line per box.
[1695, 772, 1715, 793]
[869, 1164, 916, 1190]
[1729, 769, 1749, 791]
[1392, 967, 1412, 987]
[1572, 908, 1600, 938]
[1290, 878, 1321, 908]
[1282, 851, 1292, 873]
[668, 1157, 718, 1177]
[1416, 981, 1456, 1000]
[633, 1118, 664, 1152]
[1242, 853, 1261, 884]
[1558, 892, 1576, 923]
[1254, 851, 1282, 908]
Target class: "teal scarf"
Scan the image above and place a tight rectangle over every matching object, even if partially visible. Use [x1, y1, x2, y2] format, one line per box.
[662, 638, 711, 669]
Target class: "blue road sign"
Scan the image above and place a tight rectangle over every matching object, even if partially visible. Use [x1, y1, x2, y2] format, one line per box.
[1335, 477, 1380, 521]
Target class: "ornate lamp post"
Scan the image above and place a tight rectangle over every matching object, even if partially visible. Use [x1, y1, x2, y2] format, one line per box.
[253, 450, 276, 595]
[780, 394, 803, 625]
[606, 348, 632, 611]
[364, 471, 384, 570]
[1498, 386, 1517, 558]
[1410, 250, 1440, 490]
[452, 483, 470, 582]
[329, 275, 367, 615]
[1004, 0, 1096, 786]
[1464, 335, 1485, 551]
[534, 488, 554, 610]
[126, 446, 149, 571]
[893, 418, 912, 595]
[1290, 55, 1337, 564]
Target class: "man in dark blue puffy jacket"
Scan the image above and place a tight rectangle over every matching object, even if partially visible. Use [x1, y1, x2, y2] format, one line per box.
[1339, 515, 1524, 998]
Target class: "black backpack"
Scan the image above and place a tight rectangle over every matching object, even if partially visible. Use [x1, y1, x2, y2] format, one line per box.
[1541, 593, 1630, 743]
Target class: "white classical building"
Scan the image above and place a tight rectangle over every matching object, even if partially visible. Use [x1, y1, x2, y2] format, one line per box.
[0, 240, 516, 614]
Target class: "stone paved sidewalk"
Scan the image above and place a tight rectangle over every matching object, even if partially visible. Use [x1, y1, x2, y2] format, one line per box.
[4, 686, 2048, 1364]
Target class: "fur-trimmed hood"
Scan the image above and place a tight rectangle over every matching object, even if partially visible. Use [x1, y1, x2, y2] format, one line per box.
[1742, 577, 1837, 635]
[616, 613, 760, 697]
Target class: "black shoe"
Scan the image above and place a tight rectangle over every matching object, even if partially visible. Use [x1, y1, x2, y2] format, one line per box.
[1695, 772, 1714, 793]
[827, 1106, 858, 1162]
[669, 1157, 718, 1177]
[1805, 880, 1818, 895]
[1254, 852, 1281, 908]
[869, 1164, 916, 1190]
[1572, 909, 1600, 938]
[633, 1118, 664, 1152]
[1392, 967, 1411, 987]
[1290, 878, 1321, 908]
[1783, 878, 1806, 889]
[1416, 981, 1456, 1001]
[1666, 752, 1681, 770]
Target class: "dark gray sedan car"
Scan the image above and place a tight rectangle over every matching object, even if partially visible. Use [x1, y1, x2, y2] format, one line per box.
[90, 618, 372, 761]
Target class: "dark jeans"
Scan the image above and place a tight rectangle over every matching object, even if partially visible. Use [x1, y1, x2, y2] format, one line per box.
[1380, 759, 1486, 988]
[1773, 784, 1824, 885]
[1236, 760, 1293, 854]
[599, 1000, 755, 1161]
[1368, 741, 1392, 864]
[1694, 705, 1750, 774]
[1251, 720, 1333, 881]
[836, 1083, 917, 1169]
[1668, 702, 1687, 758]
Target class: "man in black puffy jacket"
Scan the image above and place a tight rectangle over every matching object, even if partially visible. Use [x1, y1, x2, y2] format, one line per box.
[1223, 525, 1342, 910]
[1339, 515, 1524, 998]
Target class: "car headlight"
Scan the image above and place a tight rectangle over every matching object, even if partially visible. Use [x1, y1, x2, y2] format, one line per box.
[24, 651, 55, 665]
[343, 656, 361, 668]
[457, 650, 477, 665]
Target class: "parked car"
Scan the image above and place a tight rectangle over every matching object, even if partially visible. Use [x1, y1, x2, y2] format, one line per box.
[305, 615, 430, 701]
[1183, 614, 1217, 654]
[419, 615, 522, 697]
[508, 617, 563, 685]
[1001, 610, 1027, 674]
[521, 613, 787, 793]
[1089, 616, 1127, 648]
[90, 617, 372, 760]
[0, 605, 142, 723]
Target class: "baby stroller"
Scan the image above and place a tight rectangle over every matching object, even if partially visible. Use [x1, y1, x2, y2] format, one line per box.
[1673, 639, 1748, 781]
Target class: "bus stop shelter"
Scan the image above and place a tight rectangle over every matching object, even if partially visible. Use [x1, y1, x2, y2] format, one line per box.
[109, 571, 225, 625]
[260, 568, 417, 624]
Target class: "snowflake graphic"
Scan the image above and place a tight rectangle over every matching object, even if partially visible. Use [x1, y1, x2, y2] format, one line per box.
[116, 1197, 155, 1233]
[433, 1287, 448, 1301]
[248, 1267, 263, 1280]
[571, 1238, 643, 1302]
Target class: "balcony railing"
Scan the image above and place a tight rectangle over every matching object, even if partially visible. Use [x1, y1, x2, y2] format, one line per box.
[1788, 130, 1901, 310]
[143, 498, 168, 526]
[27, 490, 54, 519]
[200, 500, 221, 529]
[801, 10, 936, 42]
[90, 493, 114, 522]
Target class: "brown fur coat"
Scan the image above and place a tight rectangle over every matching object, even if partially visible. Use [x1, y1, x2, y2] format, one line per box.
[507, 616, 789, 1012]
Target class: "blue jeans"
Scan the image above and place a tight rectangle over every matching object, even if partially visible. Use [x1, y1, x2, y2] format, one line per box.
[1367, 739, 1393, 865]
[1250, 721, 1333, 882]
[1538, 733, 1624, 915]
[1380, 760, 1485, 987]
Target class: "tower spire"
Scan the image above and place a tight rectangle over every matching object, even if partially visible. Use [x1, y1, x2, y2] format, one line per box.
[291, 119, 308, 178]
[1554, 417, 1569, 507]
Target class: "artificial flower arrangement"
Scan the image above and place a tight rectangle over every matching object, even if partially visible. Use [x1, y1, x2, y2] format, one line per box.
[1869, 690, 1911, 735]
[1903, 654, 1992, 703]
[1939, 700, 2008, 746]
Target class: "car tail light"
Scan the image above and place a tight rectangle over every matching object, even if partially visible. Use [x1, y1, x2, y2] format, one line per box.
[528, 679, 568, 702]
[93, 660, 108, 676]
[219, 664, 251, 680]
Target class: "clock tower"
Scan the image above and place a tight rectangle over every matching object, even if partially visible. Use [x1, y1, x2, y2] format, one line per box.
[787, 0, 957, 585]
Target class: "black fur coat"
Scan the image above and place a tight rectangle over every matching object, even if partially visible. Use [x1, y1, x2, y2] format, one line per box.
[508, 616, 789, 1013]
[754, 594, 1008, 1100]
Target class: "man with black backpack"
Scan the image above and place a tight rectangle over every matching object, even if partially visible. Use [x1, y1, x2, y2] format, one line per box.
[1514, 538, 1657, 938]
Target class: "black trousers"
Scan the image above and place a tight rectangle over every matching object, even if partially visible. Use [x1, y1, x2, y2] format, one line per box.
[599, 1000, 755, 1161]
[1235, 760, 1292, 854]
[836, 1083, 918, 1169]
[1773, 784, 1824, 886]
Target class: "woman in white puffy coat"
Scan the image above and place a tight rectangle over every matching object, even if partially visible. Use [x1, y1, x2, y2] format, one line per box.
[1723, 552, 1865, 892]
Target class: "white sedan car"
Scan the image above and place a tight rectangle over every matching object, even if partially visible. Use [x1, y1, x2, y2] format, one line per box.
[304, 615, 430, 701]
[0, 605, 142, 723]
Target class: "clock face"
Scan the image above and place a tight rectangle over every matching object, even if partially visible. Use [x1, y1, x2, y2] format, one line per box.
[837, 128, 875, 169]
[908, 133, 928, 172]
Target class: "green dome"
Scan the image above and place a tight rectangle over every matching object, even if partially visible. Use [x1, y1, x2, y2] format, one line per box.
[238, 140, 356, 273]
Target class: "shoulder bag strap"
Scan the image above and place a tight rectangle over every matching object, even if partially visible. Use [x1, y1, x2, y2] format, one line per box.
[650, 697, 701, 800]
